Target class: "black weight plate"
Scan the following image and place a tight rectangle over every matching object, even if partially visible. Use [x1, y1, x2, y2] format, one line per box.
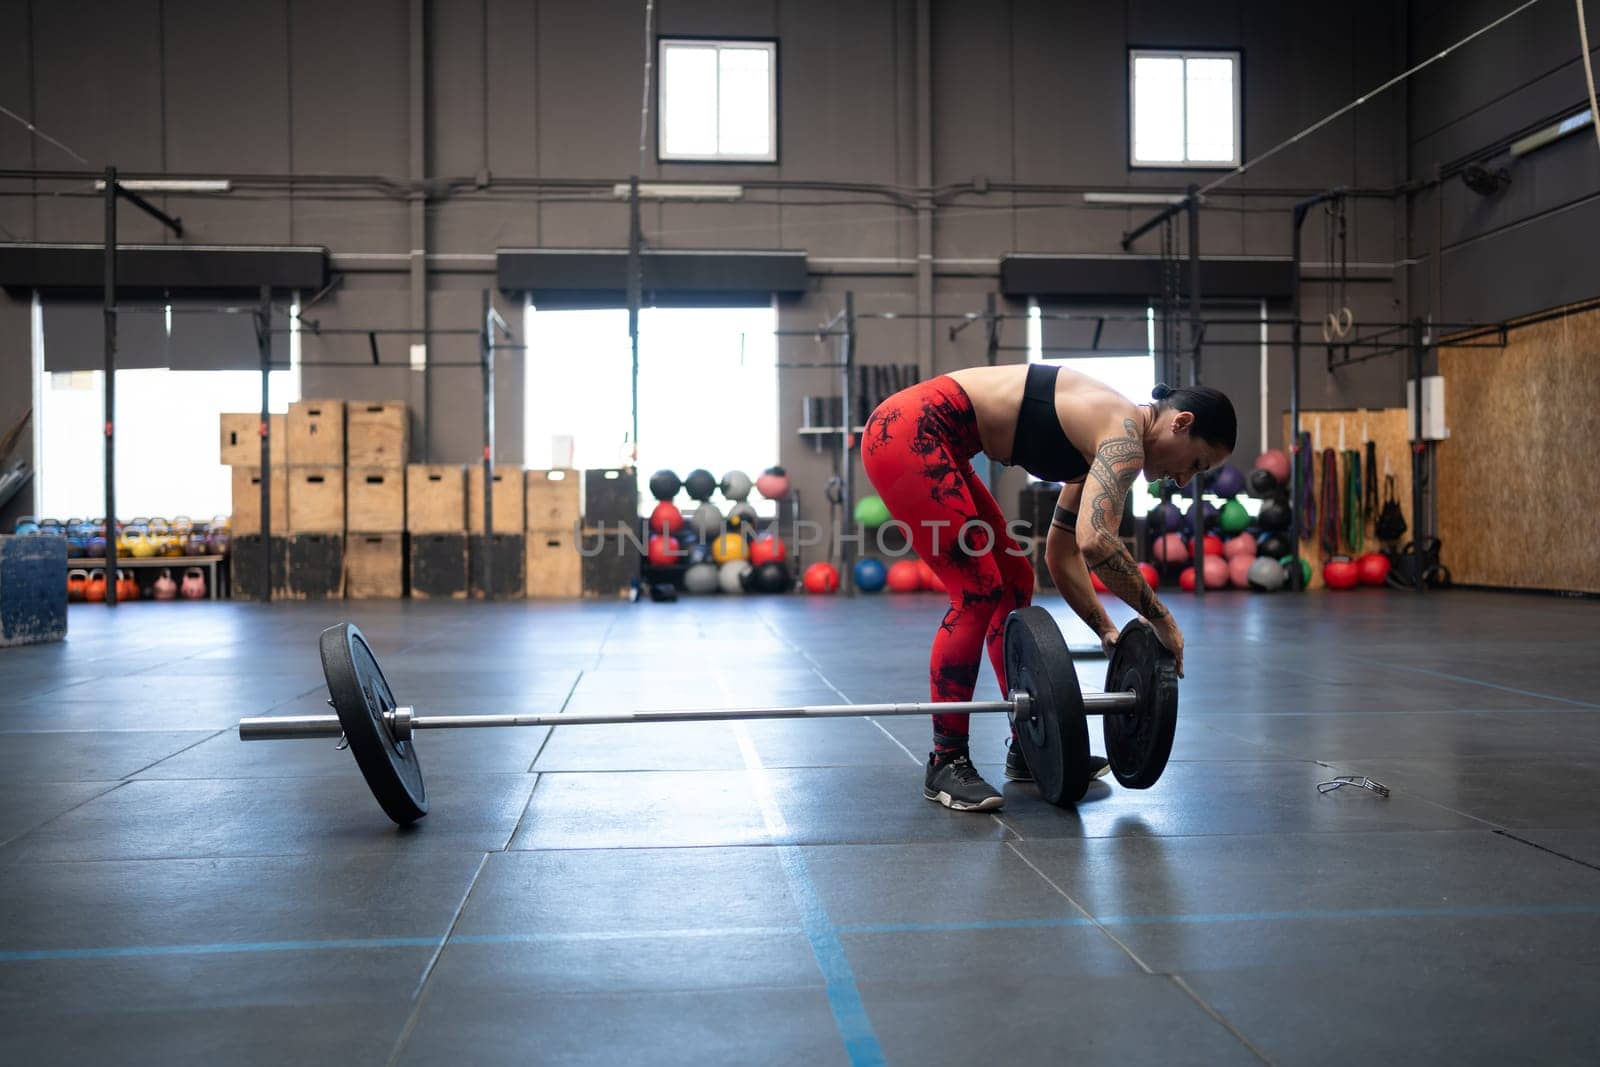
[320, 622, 428, 825]
[1003, 606, 1091, 805]
[1102, 619, 1179, 789]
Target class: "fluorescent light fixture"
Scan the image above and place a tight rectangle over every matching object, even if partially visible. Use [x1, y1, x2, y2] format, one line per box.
[1509, 109, 1593, 157]
[611, 183, 744, 201]
[93, 179, 232, 193]
[1082, 191, 1191, 205]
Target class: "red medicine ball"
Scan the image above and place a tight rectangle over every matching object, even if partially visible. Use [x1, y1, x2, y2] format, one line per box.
[802, 562, 839, 594]
[749, 534, 787, 567]
[1323, 558, 1359, 590]
[1090, 571, 1108, 593]
[1179, 566, 1197, 592]
[1138, 562, 1160, 588]
[647, 535, 681, 567]
[887, 560, 923, 592]
[649, 501, 684, 534]
[1356, 552, 1390, 586]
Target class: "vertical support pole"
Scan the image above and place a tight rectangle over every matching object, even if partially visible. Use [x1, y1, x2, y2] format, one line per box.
[480, 288, 496, 599]
[103, 166, 119, 608]
[1410, 319, 1426, 596]
[1288, 202, 1308, 592]
[257, 285, 273, 603]
[1186, 188, 1204, 600]
[627, 175, 642, 469]
[840, 290, 856, 594]
[984, 291, 1000, 489]
[914, 0, 934, 370]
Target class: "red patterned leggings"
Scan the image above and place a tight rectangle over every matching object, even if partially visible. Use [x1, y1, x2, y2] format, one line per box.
[862, 375, 1034, 752]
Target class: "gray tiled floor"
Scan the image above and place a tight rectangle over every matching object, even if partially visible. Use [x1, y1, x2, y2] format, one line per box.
[1, 590, 1597, 1064]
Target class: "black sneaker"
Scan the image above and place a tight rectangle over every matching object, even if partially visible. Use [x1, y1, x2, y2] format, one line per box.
[923, 753, 1004, 812]
[1004, 738, 1112, 783]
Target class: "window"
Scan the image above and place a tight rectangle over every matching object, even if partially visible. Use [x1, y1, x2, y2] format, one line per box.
[658, 38, 777, 162]
[523, 303, 779, 517]
[1129, 50, 1240, 168]
[31, 296, 302, 521]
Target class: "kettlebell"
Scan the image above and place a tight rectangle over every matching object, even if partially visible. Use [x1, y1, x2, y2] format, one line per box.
[116, 570, 140, 601]
[67, 569, 89, 602]
[152, 568, 178, 600]
[127, 530, 157, 558]
[180, 568, 207, 600]
[85, 569, 106, 602]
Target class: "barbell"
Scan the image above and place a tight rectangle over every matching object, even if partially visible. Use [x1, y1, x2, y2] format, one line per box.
[237, 606, 1179, 826]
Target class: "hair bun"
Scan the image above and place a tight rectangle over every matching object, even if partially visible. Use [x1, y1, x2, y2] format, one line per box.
[1151, 383, 1174, 401]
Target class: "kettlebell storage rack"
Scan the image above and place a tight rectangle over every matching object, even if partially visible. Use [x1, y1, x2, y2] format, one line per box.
[69, 555, 227, 600]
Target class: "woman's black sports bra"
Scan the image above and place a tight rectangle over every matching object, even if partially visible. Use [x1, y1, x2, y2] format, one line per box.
[1006, 363, 1091, 483]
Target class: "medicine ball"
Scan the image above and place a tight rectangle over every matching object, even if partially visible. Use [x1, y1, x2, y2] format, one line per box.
[1256, 532, 1290, 559]
[887, 560, 923, 593]
[683, 468, 717, 501]
[1257, 499, 1291, 532]
[687, 544, 712, 565]
[1356, 551, 1391, 586]
[690, 502, 724, 539]
[751, 561, 792, 594]
[1209, 465, 1246, 498]
[646, 535, 682, 567]
[1247, 467, 1281, 497]
[1253, 449, 1291, 485]
[649, 501, 684, 534]
[710, 532, 747, 565]
[1218, 498, 1251, 535]
[683, 561, 720, 594]
[720, 470, 753, 501]
[1090, 571, 1108, 593]
[1146, 503, 1179, 536]
[648, 470, 682, 501]
[1198, 534, 1225, 559]
[755, 466, 790, 500]
[1153, 532, 1189, 566]
[1178, 566, 1196, 592]
[853, 495, 891, 529]
[1201, 554, 1229, 589]
[1279, 555, 1312, 586]
[854, 557, 888, 592]
[1323, 557, 1359, 590]
[727, 503, 758, 531]
[1227, 553, 1255, 589]
[749, 534, 787, 567]
[1223, 533, 1257, 560]
[718, 560, 752, 594]
[1138, 562, 1160, 588]
[1247, 556, 1285, 591]
[803, 561, 840, 594]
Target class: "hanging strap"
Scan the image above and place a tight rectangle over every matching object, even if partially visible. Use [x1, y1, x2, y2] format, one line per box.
[1344, 448, 1364, 555]
[1318, 448, 1340, 555]
[1296, 431, 1317, 539]
[1364, 441, 1378, 516]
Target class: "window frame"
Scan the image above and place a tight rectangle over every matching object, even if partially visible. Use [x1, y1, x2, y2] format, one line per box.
[1127, 47, 1243, 170]
[656, 36, 780, 165]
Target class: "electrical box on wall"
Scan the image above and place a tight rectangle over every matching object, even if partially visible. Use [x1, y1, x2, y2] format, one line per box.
[1406, 376, 1449, 440]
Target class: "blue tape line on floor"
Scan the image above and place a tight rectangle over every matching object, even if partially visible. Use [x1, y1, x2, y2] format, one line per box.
[4, 902, 1597, 964]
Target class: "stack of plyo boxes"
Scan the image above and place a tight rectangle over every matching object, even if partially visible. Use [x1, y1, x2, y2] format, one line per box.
[283, 399, 347, 599]
[344, 403, 411, 598]
[220, 411, 286, 598]
[525, 469, 581, 597]
[468, 464, 526, 598]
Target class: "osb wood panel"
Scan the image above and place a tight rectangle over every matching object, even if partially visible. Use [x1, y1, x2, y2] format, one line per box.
[1281, 409, 1412, 590]
[1439, 308, 1600, 593]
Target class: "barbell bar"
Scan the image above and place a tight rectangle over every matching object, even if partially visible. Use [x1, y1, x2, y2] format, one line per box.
[236, 606, 1179, 826]
[238, 690, 1139, 742]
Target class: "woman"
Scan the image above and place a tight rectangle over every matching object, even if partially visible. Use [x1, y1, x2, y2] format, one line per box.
[862, 364, 1236, 811]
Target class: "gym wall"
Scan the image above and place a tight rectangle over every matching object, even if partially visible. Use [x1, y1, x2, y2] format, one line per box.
[1436, 302, 1600, 594]
[0, 0, 1446, 531]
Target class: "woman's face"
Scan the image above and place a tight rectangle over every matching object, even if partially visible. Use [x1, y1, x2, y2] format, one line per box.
[1144, 410, 1231, 488]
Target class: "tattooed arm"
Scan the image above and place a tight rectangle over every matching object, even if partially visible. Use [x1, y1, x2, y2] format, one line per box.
[1043, 482, 1120, 652]
[1075, 419, 1184, 675]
